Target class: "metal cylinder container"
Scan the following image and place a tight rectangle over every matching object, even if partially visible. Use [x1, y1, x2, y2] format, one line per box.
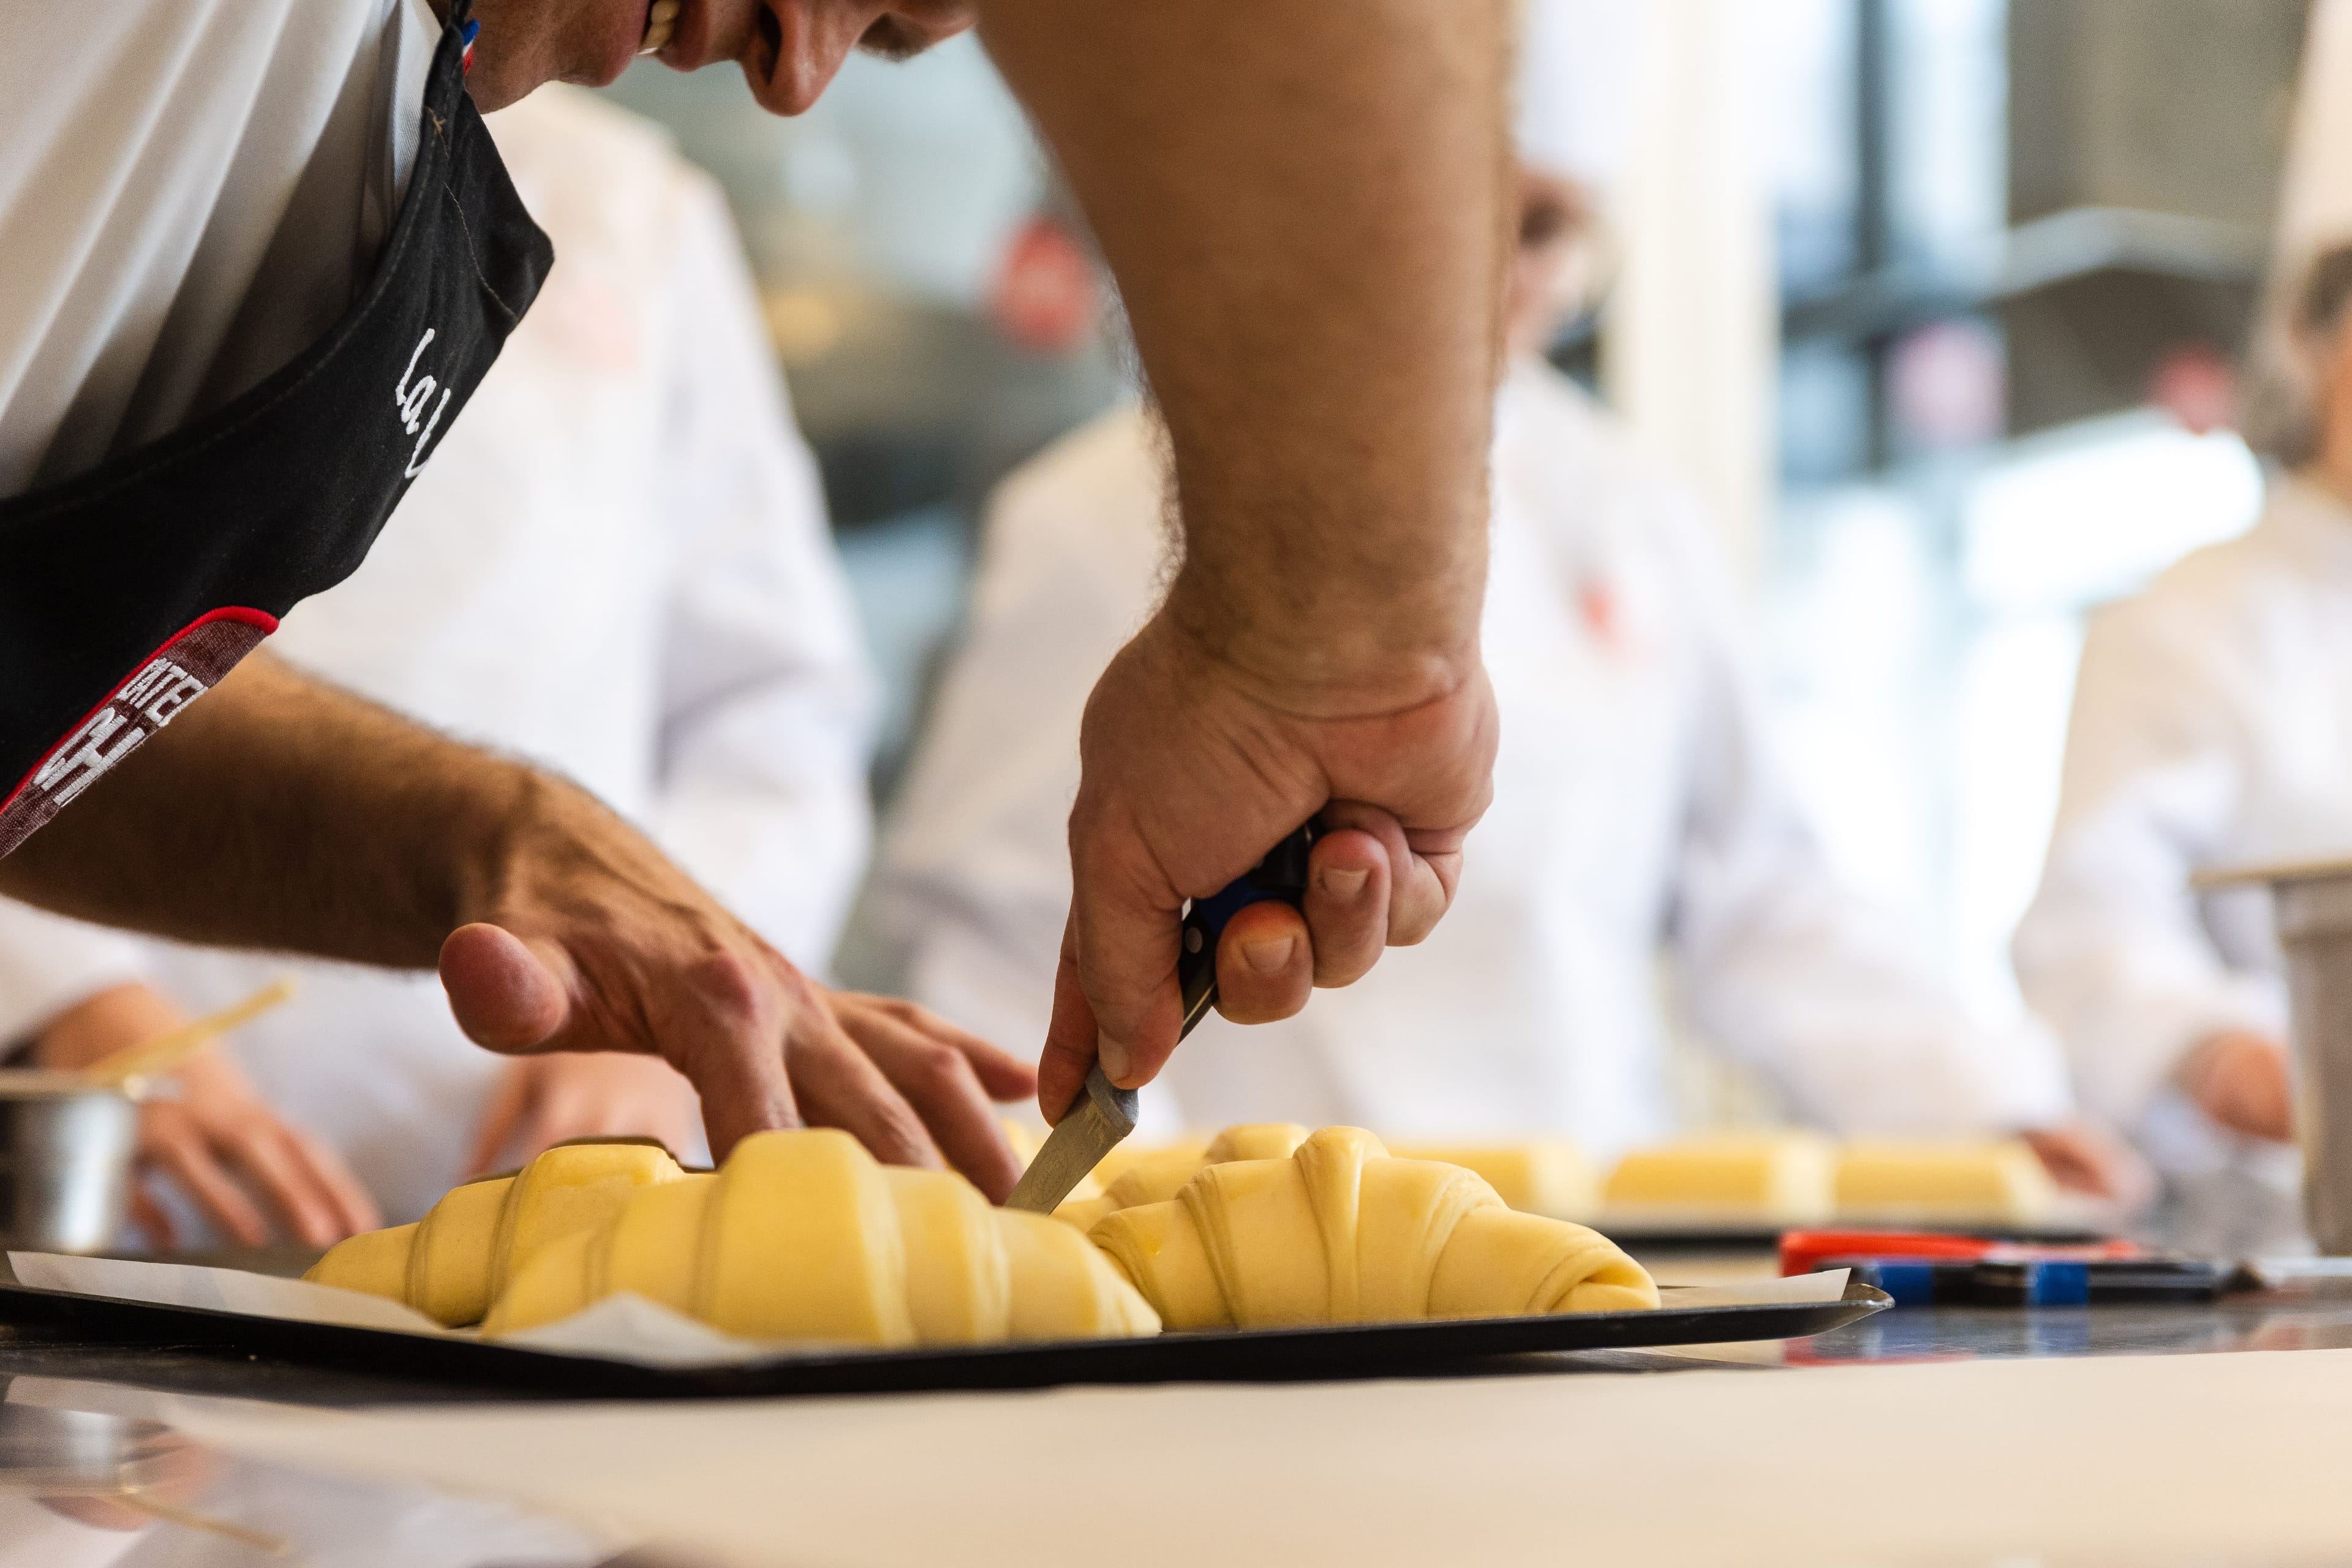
[2274, 870, 2352, 1253]
[0, 1074, 139, 1254]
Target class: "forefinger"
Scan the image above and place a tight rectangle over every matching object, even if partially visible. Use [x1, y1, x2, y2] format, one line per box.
[664, 961, 805, 1163]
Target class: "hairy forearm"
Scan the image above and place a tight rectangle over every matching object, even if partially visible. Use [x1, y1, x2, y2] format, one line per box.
[978, 0, 1512, 712]
[0, 653, 551, 966]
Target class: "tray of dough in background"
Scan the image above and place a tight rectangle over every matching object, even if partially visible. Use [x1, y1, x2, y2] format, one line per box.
[1587, 1134, 2127, 1250]
[1602, 1218, 2119, 1251]
[0, 1254, 1888, 1400]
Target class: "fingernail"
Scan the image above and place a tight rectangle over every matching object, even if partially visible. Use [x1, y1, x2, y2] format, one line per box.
[1319, 866, 1370, 902]
[1098, 1033, 1131, 1084]
[1242, 934, 1297, 975]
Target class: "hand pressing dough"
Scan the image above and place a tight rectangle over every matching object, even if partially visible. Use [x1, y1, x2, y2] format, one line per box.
[306, 1142, 685, 1325]
[487, 1128, 1160, 1344]
[1055, 1125, 1308, 1231]
[1602, 1133, 1838, 1225]
[1834, 1140, 2057, 1223]
[1088, 1126, 1657, 1329]
[1384, 1141, 1597, 1219]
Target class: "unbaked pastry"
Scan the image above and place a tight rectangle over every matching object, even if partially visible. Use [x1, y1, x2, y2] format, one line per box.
[1383, 1140, 1598, 1219]
[1602, 1133, 1838, 1225]
[1055, 1124, 1308, 1231]
[306, 1142, 685, 1326]
[1833, 1140, 2057, 1223]
[487, 1128, 1160, 1344]
[1088, 1126, 1657, 1329]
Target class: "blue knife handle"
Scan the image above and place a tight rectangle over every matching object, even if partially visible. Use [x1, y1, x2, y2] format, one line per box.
[1175, 820, 1317, 1039]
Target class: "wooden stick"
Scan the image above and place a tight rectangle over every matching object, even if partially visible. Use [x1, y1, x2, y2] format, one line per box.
[81, 978, 297, 1087]
[118, 1485, 292, 1556]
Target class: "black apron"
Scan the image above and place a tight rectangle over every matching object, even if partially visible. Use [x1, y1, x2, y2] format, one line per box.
[0, 3, 551, 858]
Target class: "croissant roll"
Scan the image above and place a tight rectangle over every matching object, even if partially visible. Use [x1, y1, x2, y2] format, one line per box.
[1090, 1126, 1659, 1329]
[1054, 1123, 1311, 1231]
[306, 1142, 686, 1327]
[487, 1128, 1159, 1346]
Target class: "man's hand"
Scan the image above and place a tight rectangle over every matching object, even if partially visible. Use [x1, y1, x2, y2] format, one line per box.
[2177, 1030, 2296, 1142]
[1039, 615, 1496, 1117]
[35, 983, 380, 1249]
[982, 3, 1512, 1120]
[439, 790, 1038, 1194]
[0, 655, 1036, 1198]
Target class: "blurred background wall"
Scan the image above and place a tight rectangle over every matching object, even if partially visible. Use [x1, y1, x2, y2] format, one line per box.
[596, 0, 2310, 1035]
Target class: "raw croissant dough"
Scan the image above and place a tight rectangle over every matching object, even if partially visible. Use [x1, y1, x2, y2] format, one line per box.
[1833, 1140, 2057, 1223]
[1603, 1133, 1838, 1224]
[487, 1128, 1159, 1344]
[1055, 1123, 1311, 1232]
[1384, 1140, 1598, 1219]
[1088, 1126, 1658, 1329]
[306, 1141, 685, 1326]
[1063, 1128, 1599, 1224]
[312, 1126, 1652, 1343]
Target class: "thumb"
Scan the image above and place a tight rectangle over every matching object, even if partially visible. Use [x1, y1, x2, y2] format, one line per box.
[440, 924, 573, 1051]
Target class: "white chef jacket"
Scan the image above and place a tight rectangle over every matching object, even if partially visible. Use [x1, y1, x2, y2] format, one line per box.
[2012, 475, 2352, 1128]
[0, 88, 878, 1223]
[0, 0, 437, 494]
[870, 361, 2073, 1155]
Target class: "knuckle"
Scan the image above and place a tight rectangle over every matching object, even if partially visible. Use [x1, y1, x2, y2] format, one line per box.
[904, 1043, 980, 1103]
[870, 1101, 935, 1166]
[687, 950, 775, 1030]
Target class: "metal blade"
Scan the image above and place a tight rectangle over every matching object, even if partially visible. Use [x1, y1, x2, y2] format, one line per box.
[1001, 1063, 1138, 1213]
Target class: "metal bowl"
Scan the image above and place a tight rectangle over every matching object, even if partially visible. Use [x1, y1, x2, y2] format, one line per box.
[0, 1072, 140, 1254]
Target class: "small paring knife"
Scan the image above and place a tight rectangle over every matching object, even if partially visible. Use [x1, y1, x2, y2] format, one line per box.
[1001, 820, 1318, 1213]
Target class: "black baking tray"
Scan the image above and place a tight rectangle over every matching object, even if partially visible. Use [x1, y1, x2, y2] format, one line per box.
[0, 1280, 1889, 1400]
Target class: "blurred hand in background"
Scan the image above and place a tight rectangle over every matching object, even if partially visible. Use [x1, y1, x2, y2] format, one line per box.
[2177, 1029, 2296, 1142]
[2021, 1122, 2160, 1209]
[34, 982, 379, 1249]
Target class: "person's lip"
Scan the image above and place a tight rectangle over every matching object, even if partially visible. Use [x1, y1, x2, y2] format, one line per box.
[657, 0, 717, 71]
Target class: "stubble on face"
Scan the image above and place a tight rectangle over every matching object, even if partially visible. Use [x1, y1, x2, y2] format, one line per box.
[461, 0, 646, 111]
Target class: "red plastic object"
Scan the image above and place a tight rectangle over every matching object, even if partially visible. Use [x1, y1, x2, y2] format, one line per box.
[1778, 1229, 2141, 1277]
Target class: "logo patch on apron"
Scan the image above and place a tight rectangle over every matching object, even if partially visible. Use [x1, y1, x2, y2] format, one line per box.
[0, 609, 275, 858]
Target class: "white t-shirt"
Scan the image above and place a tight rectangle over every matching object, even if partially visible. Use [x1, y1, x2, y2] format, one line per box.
[0, 0, 439, 496]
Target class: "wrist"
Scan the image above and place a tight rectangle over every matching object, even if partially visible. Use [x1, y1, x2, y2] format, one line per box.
[444, 764, 578, 931]
[31, 982, 181, 1071]
[1158, 568, 1484, 721]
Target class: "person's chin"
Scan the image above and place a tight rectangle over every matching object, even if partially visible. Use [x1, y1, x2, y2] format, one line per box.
[582, 0, 657, 85]
[464, 51, 537, 112]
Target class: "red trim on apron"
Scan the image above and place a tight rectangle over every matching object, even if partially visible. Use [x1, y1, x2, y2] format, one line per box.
[0, 607, 279, 857]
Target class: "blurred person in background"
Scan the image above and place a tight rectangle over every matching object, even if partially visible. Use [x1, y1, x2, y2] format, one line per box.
[0, 88, 894, 1243]
[868, 161, 2139, 1195]
[2013, 2, 2352, 1208]
[2013, 240, 2352, 1170]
